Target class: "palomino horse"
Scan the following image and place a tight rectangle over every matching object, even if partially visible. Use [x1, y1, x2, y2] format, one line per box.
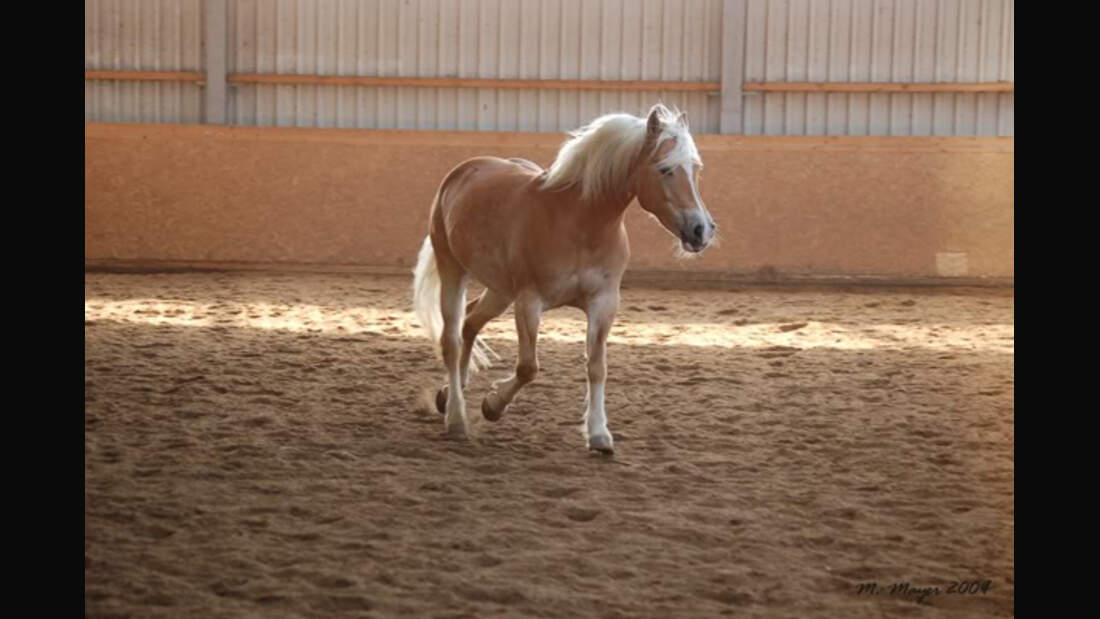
[413, 103, 716, 454]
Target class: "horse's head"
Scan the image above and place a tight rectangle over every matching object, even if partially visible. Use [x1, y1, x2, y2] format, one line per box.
[632, 104, 716, 254]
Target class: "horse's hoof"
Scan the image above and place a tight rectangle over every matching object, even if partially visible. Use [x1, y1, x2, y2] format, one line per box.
[444, 419, 470, 439]
[588, 434, 615, 455]
[481, 397, 504, 422]
[435, 386, 447, 415]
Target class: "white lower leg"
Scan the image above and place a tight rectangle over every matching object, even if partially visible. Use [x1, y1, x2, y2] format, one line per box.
[583, 293, 616, 453]
[584, 382, 613, 451]
[439, 275, 469, 437]
[443, 337, 467, 436]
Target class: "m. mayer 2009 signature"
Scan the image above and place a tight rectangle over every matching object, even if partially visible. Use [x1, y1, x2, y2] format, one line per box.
[856, 581, 993, 603]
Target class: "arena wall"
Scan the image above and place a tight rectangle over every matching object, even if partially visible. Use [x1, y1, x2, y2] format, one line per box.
[84, 123, 1013, 283]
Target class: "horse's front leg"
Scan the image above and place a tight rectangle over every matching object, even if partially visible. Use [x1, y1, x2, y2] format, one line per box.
[584, 292, 618, 454]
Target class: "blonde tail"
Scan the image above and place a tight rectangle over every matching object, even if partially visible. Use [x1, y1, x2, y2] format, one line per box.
[413, 237, 444, 361]
[412, 236, 497, 372]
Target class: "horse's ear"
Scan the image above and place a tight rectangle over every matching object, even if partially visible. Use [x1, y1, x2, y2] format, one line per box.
[677, 111, 689, 129]
[646, 105, 663, 137]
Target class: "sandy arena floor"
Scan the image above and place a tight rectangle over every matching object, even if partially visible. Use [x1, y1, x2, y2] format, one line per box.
[84, 272, 1014, 618]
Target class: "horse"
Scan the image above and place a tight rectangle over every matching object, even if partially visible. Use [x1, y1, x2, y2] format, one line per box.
[412, 103, 716, 454]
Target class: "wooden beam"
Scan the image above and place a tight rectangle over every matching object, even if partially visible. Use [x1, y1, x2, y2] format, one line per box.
[227, 74, 721, 92]
[84, 73, 1014, 97]
[84, 70, 204, 83]
[85, 123, 1015, 154]
[743, 82, 1014, 93]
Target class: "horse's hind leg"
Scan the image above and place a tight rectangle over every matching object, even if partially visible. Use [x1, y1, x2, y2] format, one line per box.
[482, 293, 542, 421]
[460, 289, 512, 384]
[435, 288, 513, 414]
[437, 259, 471, 438]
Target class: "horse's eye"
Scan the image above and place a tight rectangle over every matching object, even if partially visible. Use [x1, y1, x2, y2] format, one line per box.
[658, 167, 672, 176]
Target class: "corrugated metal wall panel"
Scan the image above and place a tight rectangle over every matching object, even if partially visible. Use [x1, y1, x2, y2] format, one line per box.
[86, 0, 1013, 135]
[742, 0, 1014, 136]
[85, 0, 204, 123]
[225, 0, 723, 132]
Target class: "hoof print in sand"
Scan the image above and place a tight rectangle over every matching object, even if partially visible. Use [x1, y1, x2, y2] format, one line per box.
[564, 507, 602, 522]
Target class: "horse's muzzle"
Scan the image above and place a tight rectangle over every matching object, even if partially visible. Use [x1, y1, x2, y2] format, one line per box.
[680, 219, 716, 253]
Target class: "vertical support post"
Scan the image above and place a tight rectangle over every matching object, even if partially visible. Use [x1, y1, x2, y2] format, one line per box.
[720, 0, 746, 134]
[203, 0, 227, 123]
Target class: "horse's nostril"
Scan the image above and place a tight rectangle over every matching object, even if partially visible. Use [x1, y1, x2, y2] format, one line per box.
[693, 224, 704, 241]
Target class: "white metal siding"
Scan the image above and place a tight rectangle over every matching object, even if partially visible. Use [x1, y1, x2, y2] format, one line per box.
[226, 0, 724, 132]
[85, 0, 1014, 136]
[741, 0, 1014, 136]
[85, 0, 204, 123]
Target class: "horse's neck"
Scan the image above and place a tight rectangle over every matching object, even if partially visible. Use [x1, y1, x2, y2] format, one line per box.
[578, 190, 633, 233]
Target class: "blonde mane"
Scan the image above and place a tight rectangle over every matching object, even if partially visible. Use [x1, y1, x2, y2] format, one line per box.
[540, 105, 697, 203]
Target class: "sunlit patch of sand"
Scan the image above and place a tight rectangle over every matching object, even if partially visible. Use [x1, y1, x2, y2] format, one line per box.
[85, 298, 1013, 353]
[85, 299, 423, 337]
